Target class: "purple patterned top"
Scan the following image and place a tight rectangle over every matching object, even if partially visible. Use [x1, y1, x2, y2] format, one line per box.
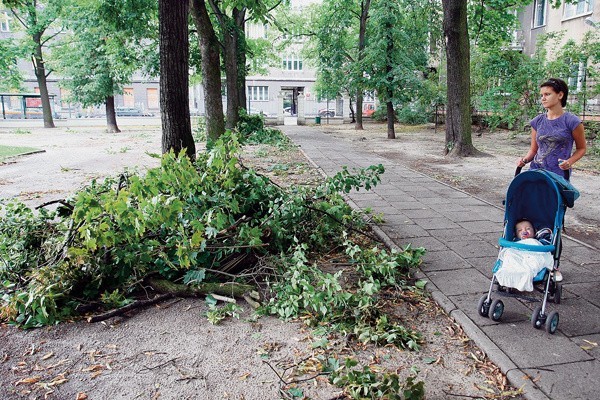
[529, 112, 581, 176]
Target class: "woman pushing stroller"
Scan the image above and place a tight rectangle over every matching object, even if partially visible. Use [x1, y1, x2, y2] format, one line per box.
[515, 77, 587, 282]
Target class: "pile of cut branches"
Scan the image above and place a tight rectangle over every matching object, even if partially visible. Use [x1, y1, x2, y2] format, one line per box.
[0, 131, 389, 329]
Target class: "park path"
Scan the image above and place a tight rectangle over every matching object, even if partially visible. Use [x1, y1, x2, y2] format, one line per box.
[281, 124, 600, 400]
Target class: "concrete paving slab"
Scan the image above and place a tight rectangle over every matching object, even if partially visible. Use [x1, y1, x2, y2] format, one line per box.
[425, 268, 490, 296]
[379, 224, 430, 240]
[522, 360, 600, 400]
[458, 220, 503, 234]
[400, 236, 448, 252]
[481, 323, 594, 367]
[565, 245, 600, 265]
[412, 216, 461, 230]
[401, 208, 442, 219]
[446, 239, 500, 258]
[421, 253, 472, 272]
[552, 260, 600, 284]
[465, 256, 498, 276]
[436, 210, 489, 223]
[575, 333, 600, 358]
[564, 282, 600, 307]
[547, 296, 600, 337]
[391, 201, 429, 210]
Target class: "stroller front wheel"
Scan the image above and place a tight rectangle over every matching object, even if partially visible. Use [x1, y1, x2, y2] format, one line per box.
[478, 295, 491, 318]
[532, 305, 545, 329]
[546, 311, 559, 334]
[489, 299, 504, 321]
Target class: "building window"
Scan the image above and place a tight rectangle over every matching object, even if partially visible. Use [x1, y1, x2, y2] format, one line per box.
[0, 12, 10, 32]
[564, 0, 594, 19]
[147, 88, 159, 108]
[568, 60, 587, 92]
[533, 0, 547, 27]
[123, 88, 134, 107]
[247, 86, 269, 101]
[282, 54, 303, 71]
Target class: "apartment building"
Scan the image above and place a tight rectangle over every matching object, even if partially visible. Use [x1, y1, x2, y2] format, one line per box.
[518, 0, 599, 115]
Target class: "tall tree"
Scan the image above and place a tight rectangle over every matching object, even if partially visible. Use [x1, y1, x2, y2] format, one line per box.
[365, 0, 429, 139]
[190, 0, 225, 147]
[309, 0, 370, 129]
[55, 0, 155, 133]
[159, 0, 195, 158]
[5, 0, 64, 128]
[442, 0, 475, 156]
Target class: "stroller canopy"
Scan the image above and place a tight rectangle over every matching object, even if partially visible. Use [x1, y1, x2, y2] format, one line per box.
[504, 170, 580, 242]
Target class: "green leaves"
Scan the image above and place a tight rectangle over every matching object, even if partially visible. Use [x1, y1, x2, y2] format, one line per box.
[0, 130, 389, 328]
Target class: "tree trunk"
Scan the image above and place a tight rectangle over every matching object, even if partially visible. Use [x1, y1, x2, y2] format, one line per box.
[442, 0, 476, 157]
[32, 33, 55, 129]
[234, 8, 247, 113]
[385, 16, 395, 140]
[223, 19, 241, 129]
[105, 95, 121, 133]
[355, 0, 371, 131]
[386, 101, 395, 139]
[159, 0, 195, 159]
[191, 0, 225, 148]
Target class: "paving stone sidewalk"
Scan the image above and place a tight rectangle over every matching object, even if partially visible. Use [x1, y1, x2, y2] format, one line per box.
[281, 125, 600, 400]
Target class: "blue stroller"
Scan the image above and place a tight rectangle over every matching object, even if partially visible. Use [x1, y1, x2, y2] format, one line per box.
[477, 169, 580, 334]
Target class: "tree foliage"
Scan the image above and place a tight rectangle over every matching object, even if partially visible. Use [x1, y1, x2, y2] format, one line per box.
[0, 38, 24, 91]
[4, 0, 64, 128]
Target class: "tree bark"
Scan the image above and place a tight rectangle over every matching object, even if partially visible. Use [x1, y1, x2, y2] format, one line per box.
[159, 0, 195, 159]
[442, 0, 476, 157]
[234, 8, 247, 114]
[147, 278, 256, 298]
[386, 101, 395, 139]
[191, 0, 225, 148]
[32, 33, 55, 129]
[105, 95, 121, 133]
[355, 0, 371, 131]
[223, 18, 241, 129]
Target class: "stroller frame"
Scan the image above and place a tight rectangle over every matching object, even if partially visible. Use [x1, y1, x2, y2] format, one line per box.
[477, 169, 579, 334]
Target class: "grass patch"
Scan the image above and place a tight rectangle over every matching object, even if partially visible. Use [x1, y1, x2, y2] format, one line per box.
[0, 145, 42, 162]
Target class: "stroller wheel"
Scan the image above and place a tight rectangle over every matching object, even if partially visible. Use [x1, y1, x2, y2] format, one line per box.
[488, 299, 504, 321]
[478, 295, 490, 318]
[545, 311, 559, 334]
[532, 305, 545, 329]
[553, 283, 562, 304]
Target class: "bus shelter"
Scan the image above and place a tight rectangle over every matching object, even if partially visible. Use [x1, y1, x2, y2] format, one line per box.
[0, 93, 56, 120]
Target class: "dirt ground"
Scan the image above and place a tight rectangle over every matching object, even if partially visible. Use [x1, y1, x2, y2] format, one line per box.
[1, 119, 588, 399]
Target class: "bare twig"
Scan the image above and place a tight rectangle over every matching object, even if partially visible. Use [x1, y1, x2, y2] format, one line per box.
[87, 293, 174, 323]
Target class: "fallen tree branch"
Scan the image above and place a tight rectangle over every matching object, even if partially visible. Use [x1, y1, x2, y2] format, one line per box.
[147, 278, 258, 299]
[87, 293, 174, 323]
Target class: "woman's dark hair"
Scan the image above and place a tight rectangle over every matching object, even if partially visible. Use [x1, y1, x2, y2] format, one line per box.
[541, 78, 569, 107]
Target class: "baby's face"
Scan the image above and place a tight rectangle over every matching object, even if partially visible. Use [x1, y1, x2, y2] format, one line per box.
[516, 221, 534, 240]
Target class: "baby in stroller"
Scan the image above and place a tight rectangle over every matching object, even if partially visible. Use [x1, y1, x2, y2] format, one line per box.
[494, 219, 554, 292]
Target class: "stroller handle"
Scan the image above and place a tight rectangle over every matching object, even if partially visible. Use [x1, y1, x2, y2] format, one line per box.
[515, 166, 570, 180]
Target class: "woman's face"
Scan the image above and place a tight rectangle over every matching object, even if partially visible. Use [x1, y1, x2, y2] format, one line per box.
[540, 86, 563, 109]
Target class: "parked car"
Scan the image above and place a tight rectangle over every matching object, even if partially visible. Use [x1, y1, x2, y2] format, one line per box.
[318, 108, 335, 117]
[283, 107, 293, 115]
[116, 107, 154, 117]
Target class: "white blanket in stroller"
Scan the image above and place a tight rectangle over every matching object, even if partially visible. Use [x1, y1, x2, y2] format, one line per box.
[495, 239, 554, 292]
